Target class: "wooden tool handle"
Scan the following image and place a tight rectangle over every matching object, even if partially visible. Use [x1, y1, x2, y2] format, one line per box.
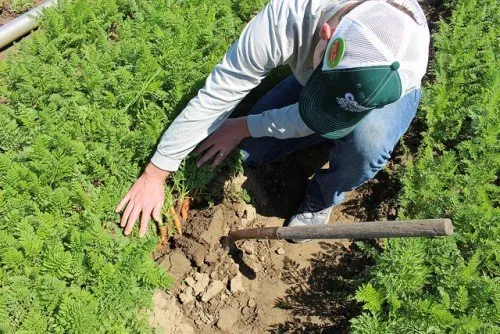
[227, 227, 279, 243]
[277, 219, 453, 240]
[227, 219, 453, 242]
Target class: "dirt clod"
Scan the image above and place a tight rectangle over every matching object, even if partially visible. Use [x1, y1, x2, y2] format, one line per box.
[217, 307, 239, 332]
[179, 287, 194, 304]
[200, 208, 225, 247]
[185, 276, 195, 287]
[149, 290, 194, 334]
[229, 274, 245, 294]
[240, 240, 254, 255]
[247, 298, 256, 308]
[193, 272, 210, 296]
[241, 306, 251, 316]
[173, 237, 207, 267]
[233, 202, 257, 222]
[160, 251, 191, 282]
[201, 280, 225, 302]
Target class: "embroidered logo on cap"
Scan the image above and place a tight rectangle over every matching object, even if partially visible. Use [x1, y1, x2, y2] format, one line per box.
[336, 93, 371, 113]
[326, 37, 345, 68]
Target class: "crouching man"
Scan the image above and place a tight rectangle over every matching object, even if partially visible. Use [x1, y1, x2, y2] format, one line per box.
[116, 0, 429, 239]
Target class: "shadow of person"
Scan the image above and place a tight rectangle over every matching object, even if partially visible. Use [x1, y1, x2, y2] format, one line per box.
[269, 242, 374, 333]
[237, 141, 333, 220]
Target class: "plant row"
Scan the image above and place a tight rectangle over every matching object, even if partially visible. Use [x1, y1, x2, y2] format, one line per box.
[0, 0, 263, 332]
[351, 0, 499, 332]
[1, 0, 36, 14]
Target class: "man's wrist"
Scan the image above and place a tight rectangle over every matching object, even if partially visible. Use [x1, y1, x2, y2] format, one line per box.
[237, 116, 251, 139]
[145, 162, 171, 181]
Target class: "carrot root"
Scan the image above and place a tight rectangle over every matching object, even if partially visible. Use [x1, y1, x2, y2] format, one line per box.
[155, 243, 163, 252]
[165, 216, 172, 238]
[169, 206, 183, 236]
[175, 198, 183, 215]
[180, 196, 191, 221]
[159, 226, 167, 245]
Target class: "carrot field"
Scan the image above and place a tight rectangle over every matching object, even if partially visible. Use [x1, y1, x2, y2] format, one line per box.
[0, 0, 498, 333]
[0, 0, 263, 332]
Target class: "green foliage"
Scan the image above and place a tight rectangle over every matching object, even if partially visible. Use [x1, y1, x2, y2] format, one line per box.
[355, 283, 383, 314]
[352, 0, 499, 332]
[0, 0, 264, 332]
[2, 0, 35, 13]
[230, 0, 268, 21]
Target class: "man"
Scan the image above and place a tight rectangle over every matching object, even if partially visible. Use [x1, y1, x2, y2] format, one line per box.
[116, 0, 429, 239]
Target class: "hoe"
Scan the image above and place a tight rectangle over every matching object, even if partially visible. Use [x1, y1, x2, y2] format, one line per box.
[223, 218, 453, 247]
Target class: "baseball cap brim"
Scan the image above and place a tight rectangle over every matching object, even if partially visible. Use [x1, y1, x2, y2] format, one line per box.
[299, 65, 370, 139]
[299, 62, 402, 139]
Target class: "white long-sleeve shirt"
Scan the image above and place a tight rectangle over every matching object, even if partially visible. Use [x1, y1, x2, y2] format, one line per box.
[151, 0, 427, 171]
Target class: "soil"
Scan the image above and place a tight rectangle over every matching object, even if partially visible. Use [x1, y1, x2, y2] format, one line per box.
[148, 142, 400, 333]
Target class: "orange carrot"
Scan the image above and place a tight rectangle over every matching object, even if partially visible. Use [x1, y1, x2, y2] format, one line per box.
[165, 216, 172, 238]
[175, 198, 182, 214]
[169, 206, 182, 236]
[155, 242, 163, 252]
[180, 196, 191, 221]
[159, 225, 167, 245]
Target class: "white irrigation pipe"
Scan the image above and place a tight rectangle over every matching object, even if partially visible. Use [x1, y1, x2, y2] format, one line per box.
[0, 0, 58, 50]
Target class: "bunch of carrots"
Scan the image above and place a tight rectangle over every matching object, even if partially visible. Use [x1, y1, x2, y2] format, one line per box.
[156, 189, 199, 250]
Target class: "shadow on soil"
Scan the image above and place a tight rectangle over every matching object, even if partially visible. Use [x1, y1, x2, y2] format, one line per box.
[238, 142, 333, 219]
[340, 169, 400, 222]
[239, 139, 401, 223]
[269, 242, 374, 333]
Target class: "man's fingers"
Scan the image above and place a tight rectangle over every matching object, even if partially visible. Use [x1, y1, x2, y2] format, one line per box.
[152, 204, 162, 223]
[197, 146, 219, 167]
[124, 208, 141, 235]
[211, 151, 226, 168]
[115, 192, 131, 212]
[139, 210, 150, 237]
[120, 201, 134, 227]
[194, 138, 213, 155]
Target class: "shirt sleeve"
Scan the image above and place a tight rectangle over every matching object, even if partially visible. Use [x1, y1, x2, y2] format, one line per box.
[151, 3, 283, 172]
[246, 103, 315, 139]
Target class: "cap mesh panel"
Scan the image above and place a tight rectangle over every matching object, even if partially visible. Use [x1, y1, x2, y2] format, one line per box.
[340, 21, 386, 65]
[331, 1, 429, 93]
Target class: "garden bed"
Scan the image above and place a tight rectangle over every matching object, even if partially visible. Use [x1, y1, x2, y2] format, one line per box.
[1, 0, 497, 333]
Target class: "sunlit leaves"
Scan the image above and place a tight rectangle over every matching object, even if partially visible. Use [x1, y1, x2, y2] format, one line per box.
[352, 0, 499, 332]
[0, 0, 264, 332]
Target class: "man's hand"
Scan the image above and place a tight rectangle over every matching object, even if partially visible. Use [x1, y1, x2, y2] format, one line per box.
[115, 163, 170, 237]
[194, 117, 251, 167]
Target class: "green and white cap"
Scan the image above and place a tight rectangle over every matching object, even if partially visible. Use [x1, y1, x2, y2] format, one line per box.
[299, 0, 429, 139]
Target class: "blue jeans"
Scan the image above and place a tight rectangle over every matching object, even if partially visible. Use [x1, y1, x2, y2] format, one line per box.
[240, 75, 421, 212]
